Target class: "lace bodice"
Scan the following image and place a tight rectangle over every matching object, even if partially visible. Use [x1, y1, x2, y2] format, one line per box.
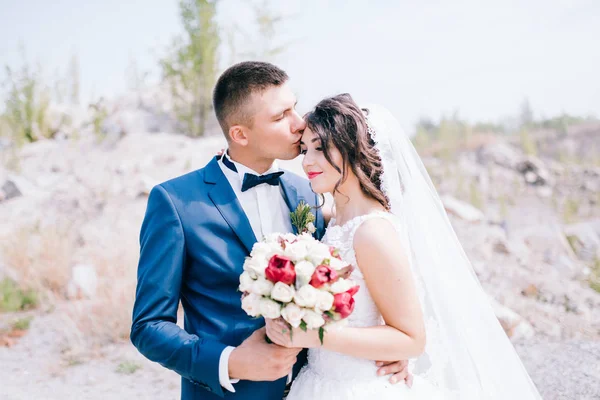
[305, 211, 397, 380]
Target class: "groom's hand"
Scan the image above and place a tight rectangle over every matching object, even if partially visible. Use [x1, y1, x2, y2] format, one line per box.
[376, 359, 413, 387]
[229, 327, 301, 382]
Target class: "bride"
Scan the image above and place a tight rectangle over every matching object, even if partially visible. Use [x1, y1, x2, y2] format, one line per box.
[265, 94, 541, 399]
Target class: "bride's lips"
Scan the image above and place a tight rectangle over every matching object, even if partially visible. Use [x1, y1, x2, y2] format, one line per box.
[307, 172, 322, 180]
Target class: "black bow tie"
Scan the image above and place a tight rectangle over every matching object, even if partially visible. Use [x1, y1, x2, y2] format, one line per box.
[221, 153, 284, 192]
[241, 171, 284, 192]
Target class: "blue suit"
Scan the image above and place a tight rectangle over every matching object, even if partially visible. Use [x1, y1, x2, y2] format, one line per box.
[131, 156, 325, 399]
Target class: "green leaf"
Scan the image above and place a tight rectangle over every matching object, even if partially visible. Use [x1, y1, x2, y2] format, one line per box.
[318, 327, 325, 345]
[299, 320, 307, 332]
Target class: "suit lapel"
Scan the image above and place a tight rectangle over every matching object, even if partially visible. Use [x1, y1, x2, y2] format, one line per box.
[279, 173, 300, 235]
[315, 202, 326, 240]
[205, 157, 257, 253]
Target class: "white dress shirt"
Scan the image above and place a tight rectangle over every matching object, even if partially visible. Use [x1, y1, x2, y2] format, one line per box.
[217, 151, 294, 392]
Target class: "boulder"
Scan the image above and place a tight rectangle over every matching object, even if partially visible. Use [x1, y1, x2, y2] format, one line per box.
[441, 195, 485, 223]
[66, 264, 98, 300]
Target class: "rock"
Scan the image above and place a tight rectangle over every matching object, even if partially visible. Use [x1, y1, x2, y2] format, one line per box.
[583, 179, 600, 193]
[489, 298, 535, 341]
[66, 264, 98, 299]
[536, 186, 553, 198]
[440, 195, 485, 223]
[0, 180, 22, 202]
[565, 221, 600, 262]
[516, 156, 553, 186]
[524, 171, 538, 184]
[476, 143, 522, 169]
[492, 237, 511, 254]
[518, 225, 577, 261]
[549, 253, 580, 278]
[521, 284, 539, 297]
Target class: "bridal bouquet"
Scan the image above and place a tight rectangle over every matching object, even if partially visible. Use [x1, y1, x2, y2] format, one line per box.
[239, 231, 359, 343]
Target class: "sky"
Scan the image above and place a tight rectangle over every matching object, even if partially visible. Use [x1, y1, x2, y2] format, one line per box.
[1, 0, 599, 129]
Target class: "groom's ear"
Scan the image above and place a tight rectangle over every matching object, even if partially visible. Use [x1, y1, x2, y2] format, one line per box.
[229, 125, 249, 146]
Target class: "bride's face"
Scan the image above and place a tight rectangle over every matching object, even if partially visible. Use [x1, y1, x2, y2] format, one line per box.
[300, 127, 343, 194]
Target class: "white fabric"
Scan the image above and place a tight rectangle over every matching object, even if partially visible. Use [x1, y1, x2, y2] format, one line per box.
[286, 212, 453, 399]
[288, 104, 542, 399]
[364, 104, 541, 399]
[218, 151, 294, 240]
[218, 152, 295, 392]
[218, 346, 239, 392]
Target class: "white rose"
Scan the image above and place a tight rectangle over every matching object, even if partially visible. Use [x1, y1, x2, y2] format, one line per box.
[315, 291, 335, 312]
[266, 246, 286, 261]
[328, 256, 348, 271]
[308, 243, 333, 265]
[270, 281, 295, 303]
[251, 241, 272, 257]
[281, 233, 298, 243]
[294, 284, 319, 308]
[284, 240, 308, 260]
[239, 271, 255, 293]
[256, 236, 285, 259]
[243, 257, 266, 279]
[259, 298, 281, 319]
[306, 222, 316, 233]
[252, 243, 274, 264]
[329, 278, 355, 294]
[297, 232, 316, 242]
[241, 293, 261, 317]
[295, 261, 317, 287]
[252, 276, 274, 296]
[302, 309, 325, 330]
[262, 233, 281, 244]
[281, 303, 305, 328]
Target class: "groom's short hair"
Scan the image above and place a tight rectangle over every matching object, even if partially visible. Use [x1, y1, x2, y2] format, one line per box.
[213, 61, 288, 137]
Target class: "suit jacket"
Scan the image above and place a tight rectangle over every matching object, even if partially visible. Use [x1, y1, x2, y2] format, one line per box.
[131, 156, 325, 399]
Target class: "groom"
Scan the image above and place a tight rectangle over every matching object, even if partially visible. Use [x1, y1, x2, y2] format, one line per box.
[131, 61, 411, 399]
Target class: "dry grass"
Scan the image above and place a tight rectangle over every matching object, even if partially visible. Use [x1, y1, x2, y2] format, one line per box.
[65, 236, 139, 346]
[1, 222, 74, 298]
[1, 216, 139, 352]
[415, 132, 498, 158]
[589, 257, 600, 294]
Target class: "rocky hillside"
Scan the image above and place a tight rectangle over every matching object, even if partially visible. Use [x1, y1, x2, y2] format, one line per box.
[1, 104, 599, 398]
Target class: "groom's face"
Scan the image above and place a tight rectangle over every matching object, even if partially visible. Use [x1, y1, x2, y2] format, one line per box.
[245, 82, 305, 161]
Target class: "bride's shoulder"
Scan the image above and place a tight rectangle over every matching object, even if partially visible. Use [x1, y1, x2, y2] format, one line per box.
[351, 215, 408, 273]
[352, 212, 400, 249]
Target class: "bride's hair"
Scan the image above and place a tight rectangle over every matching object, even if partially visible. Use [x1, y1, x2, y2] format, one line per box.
[304, 93, 390, 210]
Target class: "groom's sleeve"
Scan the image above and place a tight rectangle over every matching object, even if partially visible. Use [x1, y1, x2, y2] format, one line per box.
[130, 184, 227, 397]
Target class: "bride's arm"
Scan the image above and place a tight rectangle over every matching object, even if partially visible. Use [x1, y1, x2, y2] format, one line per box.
[325, 218, 426, 360]
[267, 218, 426, 361]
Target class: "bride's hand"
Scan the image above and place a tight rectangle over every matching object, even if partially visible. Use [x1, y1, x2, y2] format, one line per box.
[265, 318, 321, 349]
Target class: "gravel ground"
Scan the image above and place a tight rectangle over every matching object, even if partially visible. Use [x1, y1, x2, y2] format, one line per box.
[515, 339, 600, 400]
[1, 310, 599, 399]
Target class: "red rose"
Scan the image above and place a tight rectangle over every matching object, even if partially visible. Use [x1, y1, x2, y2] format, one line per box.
[265, 255, 296, 285]
[310, 265, 338, 288]
[333, 286, 360, 319]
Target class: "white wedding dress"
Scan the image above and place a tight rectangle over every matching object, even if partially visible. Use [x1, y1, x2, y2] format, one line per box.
[286, 211, 456, 400]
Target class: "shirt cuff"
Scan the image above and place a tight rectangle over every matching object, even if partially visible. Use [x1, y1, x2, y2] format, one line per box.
[219, 346, 240, 392]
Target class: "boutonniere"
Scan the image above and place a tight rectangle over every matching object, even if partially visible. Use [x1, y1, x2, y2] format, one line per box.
[290, 201, 316, 234]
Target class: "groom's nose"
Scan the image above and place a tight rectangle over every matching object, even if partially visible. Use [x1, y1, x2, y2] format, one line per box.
[290, 110, 306, 133]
